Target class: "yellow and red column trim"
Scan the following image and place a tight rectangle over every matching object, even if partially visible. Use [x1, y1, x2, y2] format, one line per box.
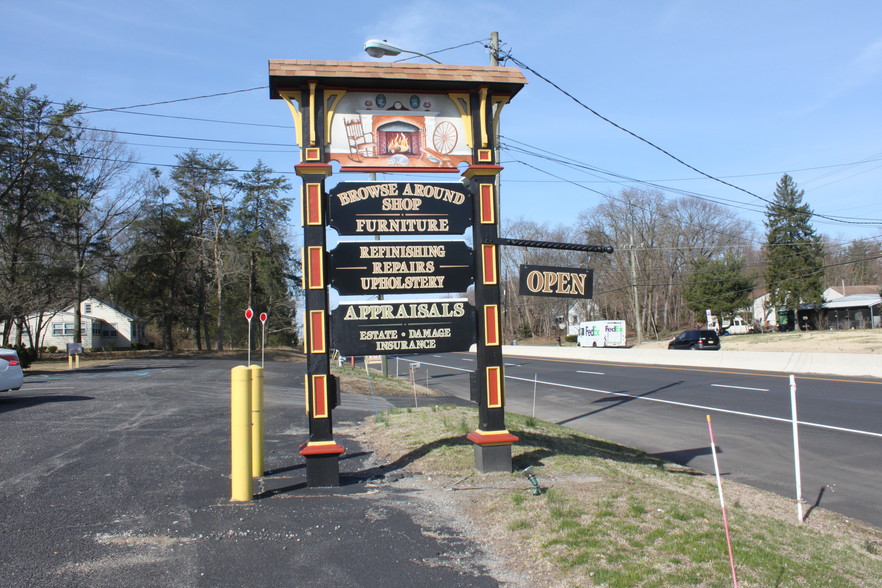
[311, 374, 329, 418]
[481, 244, 498, 285]
[484, 305, 500, 346]
[485, 365, 503, 408]
[308, 310, 326, 354]
[479, 183, 495, 223]
[303, 182, 323, 226]
[307, 246, 324, 289]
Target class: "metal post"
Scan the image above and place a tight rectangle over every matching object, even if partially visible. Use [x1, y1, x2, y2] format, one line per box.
[790, 375, 804, 522]
[230, 366, 252, 501]
[250, 365, 264, 478]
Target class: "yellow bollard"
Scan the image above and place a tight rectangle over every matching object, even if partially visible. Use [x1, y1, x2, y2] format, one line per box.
[250, 365, 264, 478]
[230, 366, 252, 501]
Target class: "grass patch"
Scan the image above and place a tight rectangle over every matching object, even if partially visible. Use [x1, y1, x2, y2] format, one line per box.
[331, 365, 440, 397]
[352, 405, 882, 586]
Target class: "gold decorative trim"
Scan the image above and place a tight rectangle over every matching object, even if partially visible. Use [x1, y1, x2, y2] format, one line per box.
[278, 90, 303, 150]
[324, 90, 347, 146]
[448, 93, 473, 149]
[479, 87, 489, 148]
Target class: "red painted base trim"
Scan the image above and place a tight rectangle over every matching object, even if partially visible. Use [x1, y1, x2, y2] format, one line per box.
[299, 441, 346, 456]
[467, 431, 519, 446]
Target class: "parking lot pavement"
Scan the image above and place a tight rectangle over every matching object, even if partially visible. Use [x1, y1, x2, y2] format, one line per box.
[0, 358, 499, 587]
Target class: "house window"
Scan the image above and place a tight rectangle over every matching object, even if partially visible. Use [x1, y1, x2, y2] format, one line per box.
[52, 323, 81, 336]
[84, 303, 92, 314]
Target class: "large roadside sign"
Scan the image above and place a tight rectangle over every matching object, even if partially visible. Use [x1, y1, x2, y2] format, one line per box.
[331, 299, 476, 355]
[328, 181, 472, 236]
[328, 240, 474, 296]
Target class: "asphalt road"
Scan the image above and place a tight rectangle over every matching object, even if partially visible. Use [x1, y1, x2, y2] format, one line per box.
[393, 352, 882, 528]
[0, 358, 499, 587]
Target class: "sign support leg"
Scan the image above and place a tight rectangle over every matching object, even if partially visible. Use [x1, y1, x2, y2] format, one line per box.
[464, 164, 518, 472]
[297, 162, 344, 486]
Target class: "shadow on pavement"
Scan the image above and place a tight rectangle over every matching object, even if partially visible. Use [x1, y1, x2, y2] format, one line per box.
[0, 394, 94, 414]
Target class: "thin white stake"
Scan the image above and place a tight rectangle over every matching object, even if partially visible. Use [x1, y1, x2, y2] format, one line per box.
[790, 375, 804, 523]
[707, 415, 738, 588]
[532, 373, 538, 418]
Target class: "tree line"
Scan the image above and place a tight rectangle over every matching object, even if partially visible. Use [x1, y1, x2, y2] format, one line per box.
[1, 78, 300, 352]
[500, 177, 881, 342]
[3, 78, 879, 351]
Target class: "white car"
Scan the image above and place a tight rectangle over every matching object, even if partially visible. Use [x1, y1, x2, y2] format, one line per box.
[0, 348, 24, 392]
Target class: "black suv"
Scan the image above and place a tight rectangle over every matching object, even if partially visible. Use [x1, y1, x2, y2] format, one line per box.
[668, 329, 721, 350]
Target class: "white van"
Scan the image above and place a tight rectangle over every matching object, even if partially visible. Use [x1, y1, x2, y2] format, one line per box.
[577, 320, 627, 348]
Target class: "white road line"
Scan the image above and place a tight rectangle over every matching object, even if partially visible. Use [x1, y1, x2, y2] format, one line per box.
[577, 370, 605, 375]
[712, 384, 770, 392]
[394, 358, 882, 440]
[461, 358, 474, 362]
[17, 386, 76, 391]
[506, 375, 882, 439]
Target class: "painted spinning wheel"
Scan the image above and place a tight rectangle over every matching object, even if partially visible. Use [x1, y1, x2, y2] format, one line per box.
[432, 121, 458, 154]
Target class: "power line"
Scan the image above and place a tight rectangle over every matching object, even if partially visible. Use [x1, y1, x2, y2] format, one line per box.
[79, 86, 267, 114]
[503, 52, 882, 227]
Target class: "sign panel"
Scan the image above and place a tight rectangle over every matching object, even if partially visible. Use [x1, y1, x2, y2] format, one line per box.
[331, 299, 476, 355]
[328, 181, 472, 236]
[518, 265, 594, 299]
[329, 240, 474, 296]
[328, 92, 472, 172]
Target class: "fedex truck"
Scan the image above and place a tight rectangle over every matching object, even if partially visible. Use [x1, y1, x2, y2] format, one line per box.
[577, 320, 627, 348]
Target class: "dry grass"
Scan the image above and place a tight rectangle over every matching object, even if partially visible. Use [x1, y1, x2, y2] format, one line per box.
[348, 406, 882, 587]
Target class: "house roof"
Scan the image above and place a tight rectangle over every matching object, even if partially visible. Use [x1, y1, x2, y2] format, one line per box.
[827, 285, 879, 297]
[822, 293, 882, 310]
[268, 60, 528, 99]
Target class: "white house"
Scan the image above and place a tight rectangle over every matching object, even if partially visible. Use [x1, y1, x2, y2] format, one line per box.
[749, 289, 778, 328]
[822, 285, 879, 302]
[12, 298, 147, 350]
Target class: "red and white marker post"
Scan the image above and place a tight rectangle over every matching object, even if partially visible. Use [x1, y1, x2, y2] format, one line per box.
[244, 307, 254, 366]
[259, 312, 268, 368]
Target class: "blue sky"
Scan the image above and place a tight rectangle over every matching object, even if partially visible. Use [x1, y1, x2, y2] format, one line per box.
[3, 0, 882, 245]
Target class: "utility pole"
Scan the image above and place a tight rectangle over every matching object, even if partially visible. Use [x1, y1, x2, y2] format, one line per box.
[490, 32, 505, 341]
[490, 32, 499, 66]
[630, 233, 643, 343]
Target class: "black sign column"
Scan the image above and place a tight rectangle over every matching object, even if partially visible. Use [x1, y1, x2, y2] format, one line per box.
[464, 164, 518, 472]
[298, 161, 344, 485]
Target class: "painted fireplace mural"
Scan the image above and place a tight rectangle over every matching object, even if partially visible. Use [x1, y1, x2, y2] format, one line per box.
[328, 92, 471, 171]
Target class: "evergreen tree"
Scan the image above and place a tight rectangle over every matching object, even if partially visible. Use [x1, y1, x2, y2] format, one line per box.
[764, 174, 824, 309]
[682, 253, 754, 326]
[232, 161, 298, 346]
[0, 78, 82, 345]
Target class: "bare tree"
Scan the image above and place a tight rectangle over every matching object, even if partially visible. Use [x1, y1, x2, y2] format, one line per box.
[54, 126, 141, 345]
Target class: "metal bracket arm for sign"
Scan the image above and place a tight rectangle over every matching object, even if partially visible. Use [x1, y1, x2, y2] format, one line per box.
[490, 237, 614, 254]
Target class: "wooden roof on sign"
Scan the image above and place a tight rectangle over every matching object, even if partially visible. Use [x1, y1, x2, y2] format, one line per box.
[268, 59, 527, 98]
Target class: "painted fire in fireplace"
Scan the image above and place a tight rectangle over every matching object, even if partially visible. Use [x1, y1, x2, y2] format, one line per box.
[376, 121, 421, 156]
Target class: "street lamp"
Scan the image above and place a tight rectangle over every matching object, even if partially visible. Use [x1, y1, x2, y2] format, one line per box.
[363, 39, 442, 64]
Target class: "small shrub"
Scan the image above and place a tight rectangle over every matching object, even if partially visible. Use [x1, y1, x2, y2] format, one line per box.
[48, 346, 58, 353]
